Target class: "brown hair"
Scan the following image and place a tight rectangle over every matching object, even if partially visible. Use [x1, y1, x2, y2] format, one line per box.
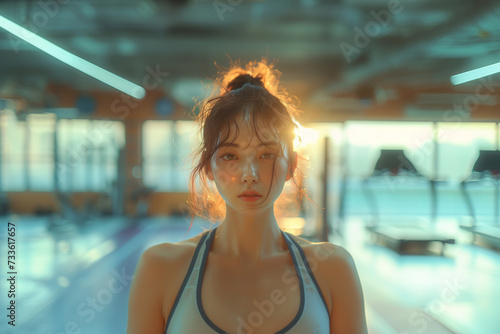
[184, 57, 316, 234]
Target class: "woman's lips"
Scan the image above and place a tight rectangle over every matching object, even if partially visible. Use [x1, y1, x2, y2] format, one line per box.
[238, 195, 262, 202]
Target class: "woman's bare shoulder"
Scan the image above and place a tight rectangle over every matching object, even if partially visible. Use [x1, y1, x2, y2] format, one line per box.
[285, 232, 343, 253]
[141, 232, 205, 264]
[128, 232, 207, 332]
[286, 233, 351, 270]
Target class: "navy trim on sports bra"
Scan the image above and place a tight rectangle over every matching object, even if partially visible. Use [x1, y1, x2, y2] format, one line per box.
[164, 229, 212, 333]
[196, 227, 306, 334]
[285, 232, 330, 317]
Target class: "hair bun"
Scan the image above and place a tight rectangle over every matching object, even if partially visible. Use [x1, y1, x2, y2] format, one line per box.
[226, 74, 265, 92]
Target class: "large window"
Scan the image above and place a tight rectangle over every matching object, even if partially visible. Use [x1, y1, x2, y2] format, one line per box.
[0, 112, 56, 191]
[344, 121, 436, 178]
[343, 121, 436, 216]
[28, 114, 56, 191]
[56, 119, 125, 192]
[1, 109, 26, 191]
[0, 110, 124, 192]
[142, 120, 200, 191]
[436, 122, 498, 181]
[341, 121, 500, 217]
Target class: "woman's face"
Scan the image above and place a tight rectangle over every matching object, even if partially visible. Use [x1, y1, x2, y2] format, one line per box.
[208, 116, 293, 213]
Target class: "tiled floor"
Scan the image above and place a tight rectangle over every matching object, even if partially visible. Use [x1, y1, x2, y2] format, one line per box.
[0, 213, 498, 334]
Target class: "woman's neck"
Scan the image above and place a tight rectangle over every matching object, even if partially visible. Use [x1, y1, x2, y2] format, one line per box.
[211, 207, 287, 266]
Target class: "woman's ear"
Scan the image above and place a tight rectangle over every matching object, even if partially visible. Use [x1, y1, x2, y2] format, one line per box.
[204, 151, 215, 181]
[207, 165, 214, 181]
[286, 152, 298, 181]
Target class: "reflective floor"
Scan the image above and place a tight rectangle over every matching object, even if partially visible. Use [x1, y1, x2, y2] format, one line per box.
[0, 214, 498, 334]
[337, 216, 500, 334]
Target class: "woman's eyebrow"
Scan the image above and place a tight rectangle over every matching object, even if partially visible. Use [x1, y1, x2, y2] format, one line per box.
[219, 142, 279, 148]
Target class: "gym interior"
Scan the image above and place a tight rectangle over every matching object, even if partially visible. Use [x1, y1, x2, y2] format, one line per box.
[1, 1, 499, 333]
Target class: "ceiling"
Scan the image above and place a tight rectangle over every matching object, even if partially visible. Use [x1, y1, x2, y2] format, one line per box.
[0, 0, 499, 116]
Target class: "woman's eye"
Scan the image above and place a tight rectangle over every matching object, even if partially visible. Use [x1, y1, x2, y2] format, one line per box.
[221, 154, 236, 161]
[221, 153, 276, 160]
[262, 153, 276, 159]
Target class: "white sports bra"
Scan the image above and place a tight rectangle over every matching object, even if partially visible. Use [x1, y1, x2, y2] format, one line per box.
[164, 226, 330, 333]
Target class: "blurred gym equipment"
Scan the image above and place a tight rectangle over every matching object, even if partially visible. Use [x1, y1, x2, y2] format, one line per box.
[363, 149, 455, 255]
[460, 150, 500, 250]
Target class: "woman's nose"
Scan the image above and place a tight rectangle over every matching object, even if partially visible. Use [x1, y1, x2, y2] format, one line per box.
[240, 161, 259, 183]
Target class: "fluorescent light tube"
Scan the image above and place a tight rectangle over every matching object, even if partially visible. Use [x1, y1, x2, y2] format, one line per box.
[451, 61, 500, 85]
[0, 14, 146, 99]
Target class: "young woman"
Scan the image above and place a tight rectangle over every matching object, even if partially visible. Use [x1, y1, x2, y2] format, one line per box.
[127, 59, 368, 334]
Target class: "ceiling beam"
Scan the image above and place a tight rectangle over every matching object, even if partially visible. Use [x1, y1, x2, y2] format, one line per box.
[315, 0, 500, 97]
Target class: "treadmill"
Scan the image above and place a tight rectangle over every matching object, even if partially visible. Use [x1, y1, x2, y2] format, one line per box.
[363, 149, 455, 255]
[460, 150, 500, 250]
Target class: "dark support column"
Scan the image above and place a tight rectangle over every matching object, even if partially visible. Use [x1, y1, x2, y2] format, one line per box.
[123, 120, 141, 216]
[116, 147, 125, 216]
[430, 121, 438, 227]
[54, 118, 59, 193]
[24, 119, 30, 190]
[86, 121, 92, 191]
[496, 122, 499, 225]
[320, 136, 331, 242]
[338, 123, 348, 230]
[0, 114, 2, 193]
[68, 120, 74, 192]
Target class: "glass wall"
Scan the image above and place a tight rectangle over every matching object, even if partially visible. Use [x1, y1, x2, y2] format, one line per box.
[0, 110, 124, 192]
[28, 114, 56, 191]
[56, 119, 125, 192]
[344, 121, 435, 178]
[0, 109, 26, 191]
[142, 120, 200, 192]
[436, 122, 499, 218]
[436, 122, 497, 181]
[339, 121, 500, 218]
